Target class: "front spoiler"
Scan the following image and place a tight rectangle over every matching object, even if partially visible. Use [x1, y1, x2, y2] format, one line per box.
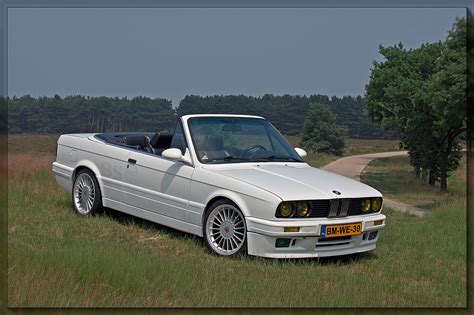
[245, 214, 385, 258]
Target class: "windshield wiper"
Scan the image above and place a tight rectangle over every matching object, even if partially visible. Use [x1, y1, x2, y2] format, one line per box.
[205, 156, 253, 163]
[205, 155, 302, 163]
[255, 155, 302, 162]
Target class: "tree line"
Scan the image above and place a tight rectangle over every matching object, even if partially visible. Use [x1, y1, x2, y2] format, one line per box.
[8, 95, 176, 134]
[8, 94, 395, 139]
[177, 94, 394, 138]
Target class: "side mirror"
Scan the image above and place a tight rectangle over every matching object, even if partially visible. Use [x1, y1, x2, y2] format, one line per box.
[294, 147, 307, 158]
[162, 148, 193, 165]
[162, 148, 184, 161]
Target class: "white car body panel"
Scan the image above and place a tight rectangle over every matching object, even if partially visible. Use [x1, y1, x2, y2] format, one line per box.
[53, 114, 386, 258]
[203, 163, 381, 201]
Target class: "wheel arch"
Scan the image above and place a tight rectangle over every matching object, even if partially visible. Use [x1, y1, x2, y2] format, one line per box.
[72, 161, 104, 197]
[202, 192, 249, 225]
[72, 161, 101, 181]
[71, 160, 104, 204]
[201, 194, 249, 256]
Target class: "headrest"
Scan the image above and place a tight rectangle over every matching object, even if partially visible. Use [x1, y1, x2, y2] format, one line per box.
[202, 134, 223, 151]
[125, 135, 147, 148]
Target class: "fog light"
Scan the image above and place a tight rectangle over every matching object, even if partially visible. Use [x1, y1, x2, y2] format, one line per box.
[275, 238, 291, 248]
[368, 231, 378, 240]
[374, 220, 383, 226]
[284, 227, 300, 232]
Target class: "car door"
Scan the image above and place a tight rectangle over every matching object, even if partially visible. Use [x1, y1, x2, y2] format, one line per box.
[123, 123, 194, 222]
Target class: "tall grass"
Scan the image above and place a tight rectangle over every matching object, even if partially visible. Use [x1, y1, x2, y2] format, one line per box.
[7, 153, 466, 307]
[362, 156, 466, 208]
[8, 134, 59, 154]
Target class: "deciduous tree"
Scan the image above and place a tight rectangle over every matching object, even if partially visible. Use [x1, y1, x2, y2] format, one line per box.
[365, 17, 466, 191]
[300, 103, 348, 155]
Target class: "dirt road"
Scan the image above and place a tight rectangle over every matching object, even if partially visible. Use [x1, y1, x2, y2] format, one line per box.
[321, 151, 426, 217]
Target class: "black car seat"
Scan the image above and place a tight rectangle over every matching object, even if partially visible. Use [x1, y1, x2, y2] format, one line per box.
[125, 135, 148, 151]
[146, 132, 160, 154]
[153, 134, 174, 155]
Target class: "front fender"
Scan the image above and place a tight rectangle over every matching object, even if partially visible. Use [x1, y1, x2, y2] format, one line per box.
[204, 189, 280, 220]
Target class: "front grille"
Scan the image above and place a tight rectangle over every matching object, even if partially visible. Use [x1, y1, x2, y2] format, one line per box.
[317, 235, 352, 242]
[316, 235, 352, 247]
[348, 198, 364, 216]
[308, 198, 366, 218]
[309, 200, 331, 218]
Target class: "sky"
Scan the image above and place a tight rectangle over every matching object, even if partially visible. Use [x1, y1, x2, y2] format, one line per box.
[8, 8, 465, 106]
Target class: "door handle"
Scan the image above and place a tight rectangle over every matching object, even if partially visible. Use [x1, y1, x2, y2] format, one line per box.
[128, 158, 137, 165]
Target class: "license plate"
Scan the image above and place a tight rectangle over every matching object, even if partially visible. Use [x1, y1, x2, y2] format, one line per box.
[321, 223, 362, 238]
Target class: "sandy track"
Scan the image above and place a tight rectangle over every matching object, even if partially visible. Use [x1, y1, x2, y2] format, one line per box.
[321, 151, 426, 217]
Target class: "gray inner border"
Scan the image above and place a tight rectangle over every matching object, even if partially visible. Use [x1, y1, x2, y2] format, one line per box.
[0, 0, 471, 312]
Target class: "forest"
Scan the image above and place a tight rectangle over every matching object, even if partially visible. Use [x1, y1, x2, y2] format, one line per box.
[7, 94, 395, 139]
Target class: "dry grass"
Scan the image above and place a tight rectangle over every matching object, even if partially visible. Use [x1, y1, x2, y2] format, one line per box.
[8, 154, 55, 178]
[8, 134, 59, 154]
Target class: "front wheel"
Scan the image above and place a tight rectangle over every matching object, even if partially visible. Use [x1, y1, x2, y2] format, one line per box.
[204, 200, 247, 256]
[72, 169, 102, 216]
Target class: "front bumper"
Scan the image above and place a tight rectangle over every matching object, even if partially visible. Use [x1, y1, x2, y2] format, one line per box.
[245, 214, 386, 258]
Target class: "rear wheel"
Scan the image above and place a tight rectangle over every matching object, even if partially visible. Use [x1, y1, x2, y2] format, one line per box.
[204, 200, 247, 256]
[72, 169, 102, 216]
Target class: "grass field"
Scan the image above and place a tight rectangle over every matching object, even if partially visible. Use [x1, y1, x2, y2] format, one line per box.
[286, 136, 402, 167]
[7, 134, 467, 307]
[8, 133, 60, 154]
[362, 155, 467, 209]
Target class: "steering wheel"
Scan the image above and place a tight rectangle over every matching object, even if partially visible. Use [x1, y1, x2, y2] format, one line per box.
[244, 144, 267, 156]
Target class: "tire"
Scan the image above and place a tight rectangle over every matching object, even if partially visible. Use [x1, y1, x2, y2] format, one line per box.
[72, 169, 102, 216]
[203, 199, 247, 256]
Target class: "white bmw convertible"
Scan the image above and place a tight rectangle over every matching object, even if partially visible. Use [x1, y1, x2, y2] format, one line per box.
[53, 114, 385, 258]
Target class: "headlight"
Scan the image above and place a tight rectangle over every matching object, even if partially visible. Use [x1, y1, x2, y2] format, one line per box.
[371, 198, 382, 212]
[296, 201, 310, 217]
[362, 199, 371, 213]
[279, 202, 294, 217]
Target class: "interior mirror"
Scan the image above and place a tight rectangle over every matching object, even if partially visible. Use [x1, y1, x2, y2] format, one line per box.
[294, 147, 307, 158]
[162, 148, 183, 161]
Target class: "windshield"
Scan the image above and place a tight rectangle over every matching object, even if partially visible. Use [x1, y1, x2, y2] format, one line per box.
[187, 117, 303, 164]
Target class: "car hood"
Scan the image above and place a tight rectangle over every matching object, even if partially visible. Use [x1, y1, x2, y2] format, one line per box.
[206, 163, 381, 200]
